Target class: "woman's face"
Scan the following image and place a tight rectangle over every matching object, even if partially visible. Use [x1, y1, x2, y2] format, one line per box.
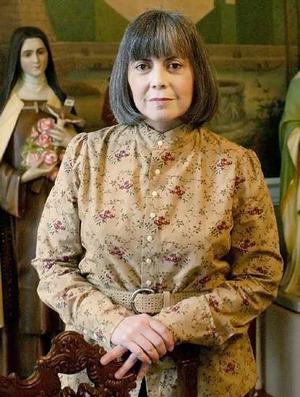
[128, 56, 194, 132]
[20, 38, 48, 78]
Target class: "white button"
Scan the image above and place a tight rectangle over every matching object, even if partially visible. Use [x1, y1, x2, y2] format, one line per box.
[157, 140, 163, 147]
[155, 169, 160, 175]
[83, 329, 87, 335]
[150, 212, 156, 218]
[147, 235, 153, 242]
[145, 280, 152, 287]
[146, 258, 152, 264]
[152, 191, 158, 197]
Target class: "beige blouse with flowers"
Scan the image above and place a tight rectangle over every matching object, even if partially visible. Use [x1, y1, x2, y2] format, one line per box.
[33, 123, 282, 397]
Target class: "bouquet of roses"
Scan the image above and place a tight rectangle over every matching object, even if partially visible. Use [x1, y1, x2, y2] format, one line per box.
[21, 104, 85, 181]
[21, 116, 65, 181]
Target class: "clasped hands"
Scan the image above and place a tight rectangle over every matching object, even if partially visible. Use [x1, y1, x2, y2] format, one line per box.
[100, 313, 174, 380]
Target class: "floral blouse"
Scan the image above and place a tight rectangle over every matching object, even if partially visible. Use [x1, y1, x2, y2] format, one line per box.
[33, 123, 282, 397]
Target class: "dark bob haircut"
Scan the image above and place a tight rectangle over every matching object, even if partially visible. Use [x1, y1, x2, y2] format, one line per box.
[0, 26, 66, 113]
[109, 9, 219, 128]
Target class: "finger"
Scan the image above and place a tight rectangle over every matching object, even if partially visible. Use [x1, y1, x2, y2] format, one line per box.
[133, 334, 160, 362]
[49, 126, 65, 134]
[100, 345, 127, 365]
[40, 164, 56, 172]
[114, 353, 138, 379]
[141, 328, 167, 357]
[137, 362, 151, 380]
[48, 130, 65, 141]
[48, 132, 63, 140]
[123, 340, 152, 364]
[49, 132, 62, 139]
[149, 318, 174, 352]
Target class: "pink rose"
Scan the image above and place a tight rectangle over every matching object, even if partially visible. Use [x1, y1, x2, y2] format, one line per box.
[37, 117, 55, 133]
[37, 132, 53, 148]
[30, 127, 39, 138]
[25, 152, 42, 168]
[42, 150, 58, 166]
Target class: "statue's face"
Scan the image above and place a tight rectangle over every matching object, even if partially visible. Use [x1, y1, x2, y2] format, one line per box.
[20, 37, 48, 78]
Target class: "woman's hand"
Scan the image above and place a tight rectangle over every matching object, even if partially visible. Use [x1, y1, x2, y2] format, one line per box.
[100, 314, 174, 379]
[48, 122, 76, 148]
[21, 163, 55, 183]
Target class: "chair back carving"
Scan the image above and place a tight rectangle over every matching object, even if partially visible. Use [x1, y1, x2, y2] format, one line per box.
[0, 331, 137, 397]
[0, 330, 200, 397]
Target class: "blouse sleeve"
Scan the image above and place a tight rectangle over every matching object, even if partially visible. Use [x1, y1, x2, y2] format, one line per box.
[0, 161, 22, 217]
[155, 149, 283, 347]
[32, 133, 131, 351]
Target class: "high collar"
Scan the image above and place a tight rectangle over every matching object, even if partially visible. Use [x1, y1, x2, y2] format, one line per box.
[134, 121, 197, 150]
[14, 73, 52, 100]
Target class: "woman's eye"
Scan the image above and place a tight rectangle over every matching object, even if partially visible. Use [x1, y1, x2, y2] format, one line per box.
[38, 48, 47, 55]
[22, 51, 32, 58]
[168, 62, 182, 70]
[136, 63, 149, 71]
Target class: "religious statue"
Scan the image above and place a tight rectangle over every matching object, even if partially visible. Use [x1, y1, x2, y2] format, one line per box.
[279, 71, 300, 296]
[0, 26, 82, 376]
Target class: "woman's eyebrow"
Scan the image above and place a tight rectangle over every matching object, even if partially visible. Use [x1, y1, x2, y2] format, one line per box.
[131, 57, 151, 62]
[22, 46, 46, 53]
[165, 55, 184, 60]
[21, 49, 33, 54]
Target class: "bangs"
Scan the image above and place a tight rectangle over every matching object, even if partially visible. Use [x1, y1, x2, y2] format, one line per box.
[128, 16, 191, 61]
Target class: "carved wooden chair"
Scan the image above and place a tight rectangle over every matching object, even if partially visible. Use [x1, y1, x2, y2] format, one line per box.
[0, 330, 200, 397]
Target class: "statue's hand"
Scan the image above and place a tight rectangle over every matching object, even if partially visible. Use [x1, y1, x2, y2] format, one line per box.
[21, 164, 55, 183]
[48, 123, 76, 148]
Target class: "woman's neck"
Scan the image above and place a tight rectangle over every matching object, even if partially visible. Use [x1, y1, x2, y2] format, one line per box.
[16, 73, 52, 100]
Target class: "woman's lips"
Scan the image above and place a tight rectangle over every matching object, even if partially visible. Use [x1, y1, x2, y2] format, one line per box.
[149, 98, 173, 102]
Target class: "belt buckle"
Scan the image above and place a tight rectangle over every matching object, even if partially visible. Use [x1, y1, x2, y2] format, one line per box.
[130, 287, 154, 314]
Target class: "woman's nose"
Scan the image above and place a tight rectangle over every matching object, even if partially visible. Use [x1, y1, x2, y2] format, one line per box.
[32, 52, 39, 63]
[151, 66, 167, 88]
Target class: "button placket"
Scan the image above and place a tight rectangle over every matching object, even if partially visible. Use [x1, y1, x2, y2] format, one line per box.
[142, 129, 186, 291]
[141, 147, 161, 289]
[141, 137, 168, 289]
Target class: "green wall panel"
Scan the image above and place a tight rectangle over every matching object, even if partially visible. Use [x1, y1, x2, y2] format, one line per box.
[272, 0, 285, 44]
[44, 0, 95, 41]
[94, 1, 128, 42]
[197, 6, 221, 44]
[199, 0, 237, 44]
[219, 1, 237, 44]
[236, 0, 280, 44]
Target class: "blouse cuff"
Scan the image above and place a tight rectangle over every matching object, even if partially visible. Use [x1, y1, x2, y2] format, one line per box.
[154, 295, 220, 346]
[73, 293, 132, 352]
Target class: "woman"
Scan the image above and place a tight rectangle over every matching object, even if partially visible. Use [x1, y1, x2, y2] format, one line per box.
[0, 26, 78, 376]
[33, 10, 282, 397]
